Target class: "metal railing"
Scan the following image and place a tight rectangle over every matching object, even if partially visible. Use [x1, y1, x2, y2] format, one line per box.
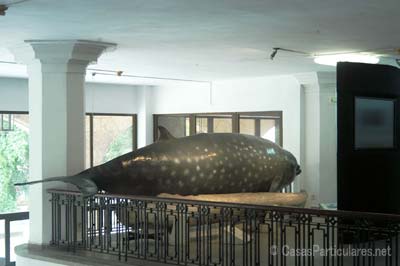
[0, 211, 29, 266]
[48, 189, 399, 266]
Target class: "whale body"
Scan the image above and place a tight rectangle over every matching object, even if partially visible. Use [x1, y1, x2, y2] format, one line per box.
[16, 126, 301, 197]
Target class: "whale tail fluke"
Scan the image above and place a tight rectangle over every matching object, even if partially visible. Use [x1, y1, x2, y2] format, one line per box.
[14, 175, 98, 198]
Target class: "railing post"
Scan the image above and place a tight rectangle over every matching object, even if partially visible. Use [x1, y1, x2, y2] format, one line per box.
[5, 218, 10, 266]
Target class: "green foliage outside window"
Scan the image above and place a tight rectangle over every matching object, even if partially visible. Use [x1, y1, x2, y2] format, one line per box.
[0, 127, 29, 213]
[103, 126, 133, 163]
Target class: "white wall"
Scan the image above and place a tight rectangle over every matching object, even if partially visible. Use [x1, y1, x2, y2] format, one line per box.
[0, 77, 138, 114]
[151, 75, 301, 161]
[0, 77, 28, 111]
[85, 82, 138, 114]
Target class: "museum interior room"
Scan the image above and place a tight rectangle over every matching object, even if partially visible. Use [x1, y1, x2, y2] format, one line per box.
[0, 1, 399, 266]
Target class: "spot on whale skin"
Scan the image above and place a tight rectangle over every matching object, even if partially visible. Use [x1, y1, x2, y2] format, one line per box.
[196, 165, 201, 171]
[178, 181, 184, 187]
[174, 158, 181, 164]
[191, 176, 196, 182]
[161, 166, 168, 172]
[184, 169, 190, 175]
[186, 158, 192, 163]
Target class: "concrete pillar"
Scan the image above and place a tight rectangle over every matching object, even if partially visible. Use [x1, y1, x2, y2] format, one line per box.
[295, 72, 337, 207]
[316, 72, 337, 204]
[12, 40, 115, 244]
[137, 85, 154, 148]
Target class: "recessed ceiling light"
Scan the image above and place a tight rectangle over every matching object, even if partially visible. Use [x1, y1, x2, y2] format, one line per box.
[314, 53, 380, 66]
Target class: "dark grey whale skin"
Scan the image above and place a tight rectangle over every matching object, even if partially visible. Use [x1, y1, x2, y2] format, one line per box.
[16, 128, 301, 197]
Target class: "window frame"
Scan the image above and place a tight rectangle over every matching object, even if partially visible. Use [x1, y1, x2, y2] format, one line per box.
[86, 113, 138, 168]
[153, 111, 283, 146]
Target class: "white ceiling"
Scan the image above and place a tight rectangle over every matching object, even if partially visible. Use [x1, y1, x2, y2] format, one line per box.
[0, 0, 399, 80]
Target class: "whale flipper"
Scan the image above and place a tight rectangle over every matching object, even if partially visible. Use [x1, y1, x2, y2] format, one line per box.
[15, 175, 98, 198]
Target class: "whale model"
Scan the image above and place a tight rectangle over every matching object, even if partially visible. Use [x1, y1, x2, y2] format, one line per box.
[15, 126, 301, 197]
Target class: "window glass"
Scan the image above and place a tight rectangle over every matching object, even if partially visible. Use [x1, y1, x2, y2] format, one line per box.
[157, 116, 189, 138]
[240, 118, 255, 135]
[93, 115, 133, 166]
[185, 117, 191, 136]
[0, 113, 29, 213]
[213, 117, 232, 133]
[196, 117, 208, 133]
[260, 119, 277, 143]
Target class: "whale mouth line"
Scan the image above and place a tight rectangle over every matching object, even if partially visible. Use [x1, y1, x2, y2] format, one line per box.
[296, 165, 302, 175]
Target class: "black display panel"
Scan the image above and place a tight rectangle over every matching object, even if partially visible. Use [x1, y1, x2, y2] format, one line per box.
[337, 62, 400, 215]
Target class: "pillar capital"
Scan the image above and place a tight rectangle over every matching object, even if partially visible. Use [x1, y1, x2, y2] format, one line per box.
[12, 39, 116, 72]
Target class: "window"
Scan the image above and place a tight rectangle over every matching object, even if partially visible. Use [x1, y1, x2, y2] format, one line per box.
[154, 111, 282, 146]
[239, 112, 282, 144]
[0, 112, 137, 204]
[155, 115, 190, 139]
[0, 112, 29, 213]
[86, 113, 137, 167]
[195, 114, 234, 133]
